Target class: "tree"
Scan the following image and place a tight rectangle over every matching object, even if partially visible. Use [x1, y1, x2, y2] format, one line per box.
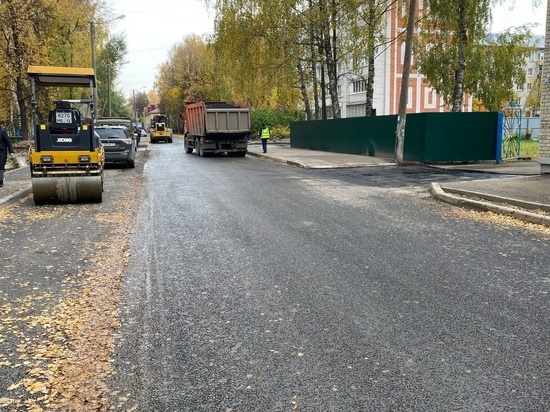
[0, 0, 114, 136]
[155, 35, 215, 131]
[212, 0, 301, 110]
[416, 0, 490, 111]
[469, 30, 533, 111]
[0, 0, 53, 138]
[96, 33, 128, 117]
[47, 0, 97, 69]
[347, 0, 396, 117]
[132, 91, 149, 121]
[416, 0, 532, 112]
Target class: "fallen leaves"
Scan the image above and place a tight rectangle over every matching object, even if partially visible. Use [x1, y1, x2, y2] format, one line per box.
[0, 397, 14, 407]
[1, 167, 144, 410]
[444, 207, 550, 236]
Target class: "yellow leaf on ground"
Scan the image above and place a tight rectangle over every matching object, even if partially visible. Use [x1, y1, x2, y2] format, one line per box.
[27, 381, 48, 394]
[7, 382, 21, 391]
[0, 397, 14, 407]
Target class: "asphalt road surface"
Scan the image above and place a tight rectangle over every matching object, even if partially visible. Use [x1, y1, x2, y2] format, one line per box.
[112, 139, 549, 411]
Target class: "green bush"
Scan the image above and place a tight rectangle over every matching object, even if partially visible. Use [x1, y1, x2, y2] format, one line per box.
[270, 125, 290, 140]
[250, 108, 300, 138]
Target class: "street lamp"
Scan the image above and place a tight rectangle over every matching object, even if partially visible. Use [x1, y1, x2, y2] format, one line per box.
[90, 14, 125, 117]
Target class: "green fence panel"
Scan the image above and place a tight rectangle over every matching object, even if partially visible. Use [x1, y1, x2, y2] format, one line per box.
[291, 112, 499, 163]
[404, 112, 498, 162]
[290, 116, 397, 158]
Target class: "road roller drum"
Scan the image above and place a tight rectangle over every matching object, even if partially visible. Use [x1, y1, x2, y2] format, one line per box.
[32, 176, 103, 205]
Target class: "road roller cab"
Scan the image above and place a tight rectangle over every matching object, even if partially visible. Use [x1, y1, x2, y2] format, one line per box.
[27, 66, 104, 205]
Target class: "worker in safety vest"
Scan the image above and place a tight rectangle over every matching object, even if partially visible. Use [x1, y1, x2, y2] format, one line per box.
[260, 123, 270, 153]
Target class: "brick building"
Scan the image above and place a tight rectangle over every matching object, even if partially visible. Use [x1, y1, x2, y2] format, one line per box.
[338, 1, 461, 118]
[540, 5, 550, 173]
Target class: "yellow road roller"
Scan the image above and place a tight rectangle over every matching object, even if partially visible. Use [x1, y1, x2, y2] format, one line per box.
[27, 66, 104, 205]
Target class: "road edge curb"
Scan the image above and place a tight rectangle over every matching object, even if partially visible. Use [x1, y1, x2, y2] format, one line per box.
[429, 182, 550, 227]
[0, 186, 32, 210]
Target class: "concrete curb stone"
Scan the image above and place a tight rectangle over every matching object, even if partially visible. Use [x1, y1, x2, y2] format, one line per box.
[429, 182, 550, 227]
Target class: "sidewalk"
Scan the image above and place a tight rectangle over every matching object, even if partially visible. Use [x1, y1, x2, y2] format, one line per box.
[247, 142, 394, 169]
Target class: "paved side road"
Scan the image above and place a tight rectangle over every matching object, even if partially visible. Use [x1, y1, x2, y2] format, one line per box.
[247, 143, 550, 225]
[3, 140, 549, 226]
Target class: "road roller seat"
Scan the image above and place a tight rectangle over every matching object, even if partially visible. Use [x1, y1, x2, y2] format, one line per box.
[49, 101, 81, 134]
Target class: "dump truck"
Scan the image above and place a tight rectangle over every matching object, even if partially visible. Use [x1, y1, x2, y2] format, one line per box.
[27, 66, 104, 204]
[150, 114, 173, 143]
[184, 102, 250, 157]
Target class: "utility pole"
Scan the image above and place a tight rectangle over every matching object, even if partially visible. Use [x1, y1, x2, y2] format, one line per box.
[108, 65, 112, 116]
[90, 21, 98, 117]
[395, 0, 417, 165]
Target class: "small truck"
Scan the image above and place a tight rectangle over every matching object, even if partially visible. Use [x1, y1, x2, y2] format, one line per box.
[184, 101, 250, 157]
[150, 114, 173, 143]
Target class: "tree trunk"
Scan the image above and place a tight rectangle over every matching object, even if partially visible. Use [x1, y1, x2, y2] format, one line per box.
[322, 3, 340, 119]
[297, 61, 313, 120]
[309, 2, 321, 120]
[15, 75, 30, 140]
[365, 0, 376, 116]
[366, 56, 375, 116]
[452, 0, 468, 112]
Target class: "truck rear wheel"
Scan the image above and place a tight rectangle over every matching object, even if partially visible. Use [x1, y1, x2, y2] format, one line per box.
[195, 139, 201, 156]
[184, 139, 193, 153]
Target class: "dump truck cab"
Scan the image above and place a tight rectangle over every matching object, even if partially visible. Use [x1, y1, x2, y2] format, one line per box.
[27, 66, 104, 204]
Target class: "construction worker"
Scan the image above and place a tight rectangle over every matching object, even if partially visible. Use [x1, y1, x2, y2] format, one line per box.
[260, 123, 270, 153]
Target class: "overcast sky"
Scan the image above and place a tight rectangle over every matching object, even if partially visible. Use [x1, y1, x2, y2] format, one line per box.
[107, 0, 547, 100]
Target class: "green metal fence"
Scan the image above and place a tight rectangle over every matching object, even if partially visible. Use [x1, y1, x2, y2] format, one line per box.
[290, 112, 499, 163]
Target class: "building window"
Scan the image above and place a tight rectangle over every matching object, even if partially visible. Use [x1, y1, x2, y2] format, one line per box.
[528, 68, 534, 76]
[424, 87, 436, 109]
[538, 52, 544, 61]
[348, 104, 366, 117]
[527, 82, 532, 91]
[352, 80, 367, 93]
